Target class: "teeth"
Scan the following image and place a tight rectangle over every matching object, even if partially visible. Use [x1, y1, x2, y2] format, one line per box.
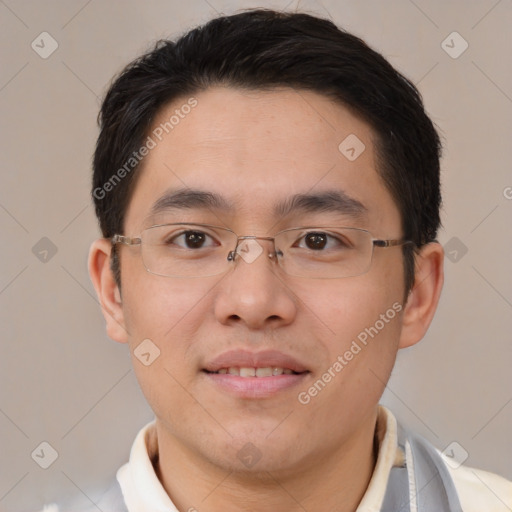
[256, 367, 273, 377]
[239, 367, 256, 377]
[216, 367, 296, 377]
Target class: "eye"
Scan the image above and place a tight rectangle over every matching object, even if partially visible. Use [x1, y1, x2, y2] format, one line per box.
[167, 230, 217, 249]
[295, 231, 350, 251]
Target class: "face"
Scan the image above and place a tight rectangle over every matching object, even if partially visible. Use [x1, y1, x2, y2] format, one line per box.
[116, 87, 407, 472]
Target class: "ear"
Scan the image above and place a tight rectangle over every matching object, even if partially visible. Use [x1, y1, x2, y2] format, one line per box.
[88, 238, 129, 343]
[398, 242, 444, 349]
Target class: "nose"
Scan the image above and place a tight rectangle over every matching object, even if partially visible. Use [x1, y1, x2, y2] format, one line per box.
[213, 237, 297, 330]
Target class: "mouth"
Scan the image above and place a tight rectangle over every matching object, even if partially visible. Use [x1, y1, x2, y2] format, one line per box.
[202, 350, 310, 398]
[204, 366, 302, 377]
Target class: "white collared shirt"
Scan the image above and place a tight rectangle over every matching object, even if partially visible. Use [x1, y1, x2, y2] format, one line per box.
[41, 406, 512, 511]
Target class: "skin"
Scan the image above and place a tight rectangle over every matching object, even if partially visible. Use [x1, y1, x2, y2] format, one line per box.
[89, 86, 444, 512]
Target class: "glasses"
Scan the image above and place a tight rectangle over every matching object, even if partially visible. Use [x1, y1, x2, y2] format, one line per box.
[111, 223, 414, 279]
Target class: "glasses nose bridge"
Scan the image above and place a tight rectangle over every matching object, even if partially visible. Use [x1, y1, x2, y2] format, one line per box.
[238, 234, 274, 242]
[227, 234, 280, 262]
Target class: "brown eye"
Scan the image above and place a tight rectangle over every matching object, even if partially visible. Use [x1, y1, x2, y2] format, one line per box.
[304, 232, 328, 250]
[294, 230, 351, 252]
[183, 231, 207, 248]
[166, 230, 216, 249]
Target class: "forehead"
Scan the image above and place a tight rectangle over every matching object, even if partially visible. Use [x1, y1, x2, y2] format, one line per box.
[124, 86, 401, 234]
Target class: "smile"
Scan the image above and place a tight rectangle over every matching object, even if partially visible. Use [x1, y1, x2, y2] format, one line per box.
[202, 368, 309, 398]
[206, 367, 300, 377]
[201, 349, 310, 398]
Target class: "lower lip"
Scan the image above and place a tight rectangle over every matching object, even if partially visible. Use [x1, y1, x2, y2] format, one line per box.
[203, 371, 308, 398]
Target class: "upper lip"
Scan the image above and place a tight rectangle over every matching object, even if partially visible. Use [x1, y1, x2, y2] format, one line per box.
[203, 349, 309, 373]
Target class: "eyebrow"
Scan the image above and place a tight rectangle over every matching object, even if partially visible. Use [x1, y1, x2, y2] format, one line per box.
[274, 190, 367, 219]
[149, 187, 367, 220]
[149, 188, 234, 216]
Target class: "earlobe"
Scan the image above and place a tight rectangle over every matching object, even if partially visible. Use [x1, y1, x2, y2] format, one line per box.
[88, 238, 129, 343]
[398, 242, 444, 349]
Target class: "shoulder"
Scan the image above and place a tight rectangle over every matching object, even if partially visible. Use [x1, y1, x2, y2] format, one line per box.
[384, 407, 511, 512]
[439, 451, 512, 512]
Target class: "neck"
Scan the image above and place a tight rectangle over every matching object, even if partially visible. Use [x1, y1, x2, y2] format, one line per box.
[153, 409, 379, 512]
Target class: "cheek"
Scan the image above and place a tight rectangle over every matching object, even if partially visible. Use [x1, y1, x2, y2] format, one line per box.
[310, 272, 403, 385]
[120, 256, 222, 394]
[120, 262, 222, 423]
[291, 291, 402, 452]
[295, 268, 403, 346]
[296, 278, 402, 430]
[121, 252, 217, 340]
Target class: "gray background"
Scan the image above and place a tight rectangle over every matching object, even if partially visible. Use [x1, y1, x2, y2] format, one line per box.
[0, 0, 511, 510]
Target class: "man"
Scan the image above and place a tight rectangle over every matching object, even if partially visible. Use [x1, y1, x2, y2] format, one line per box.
[57, 8, 510, 512]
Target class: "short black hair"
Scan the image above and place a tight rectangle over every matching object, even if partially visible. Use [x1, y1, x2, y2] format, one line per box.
[92, 8, 442, 297]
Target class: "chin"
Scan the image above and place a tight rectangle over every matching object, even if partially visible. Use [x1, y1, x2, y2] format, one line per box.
[203, 428, 307, 474]
[213, 449, 302, 476]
